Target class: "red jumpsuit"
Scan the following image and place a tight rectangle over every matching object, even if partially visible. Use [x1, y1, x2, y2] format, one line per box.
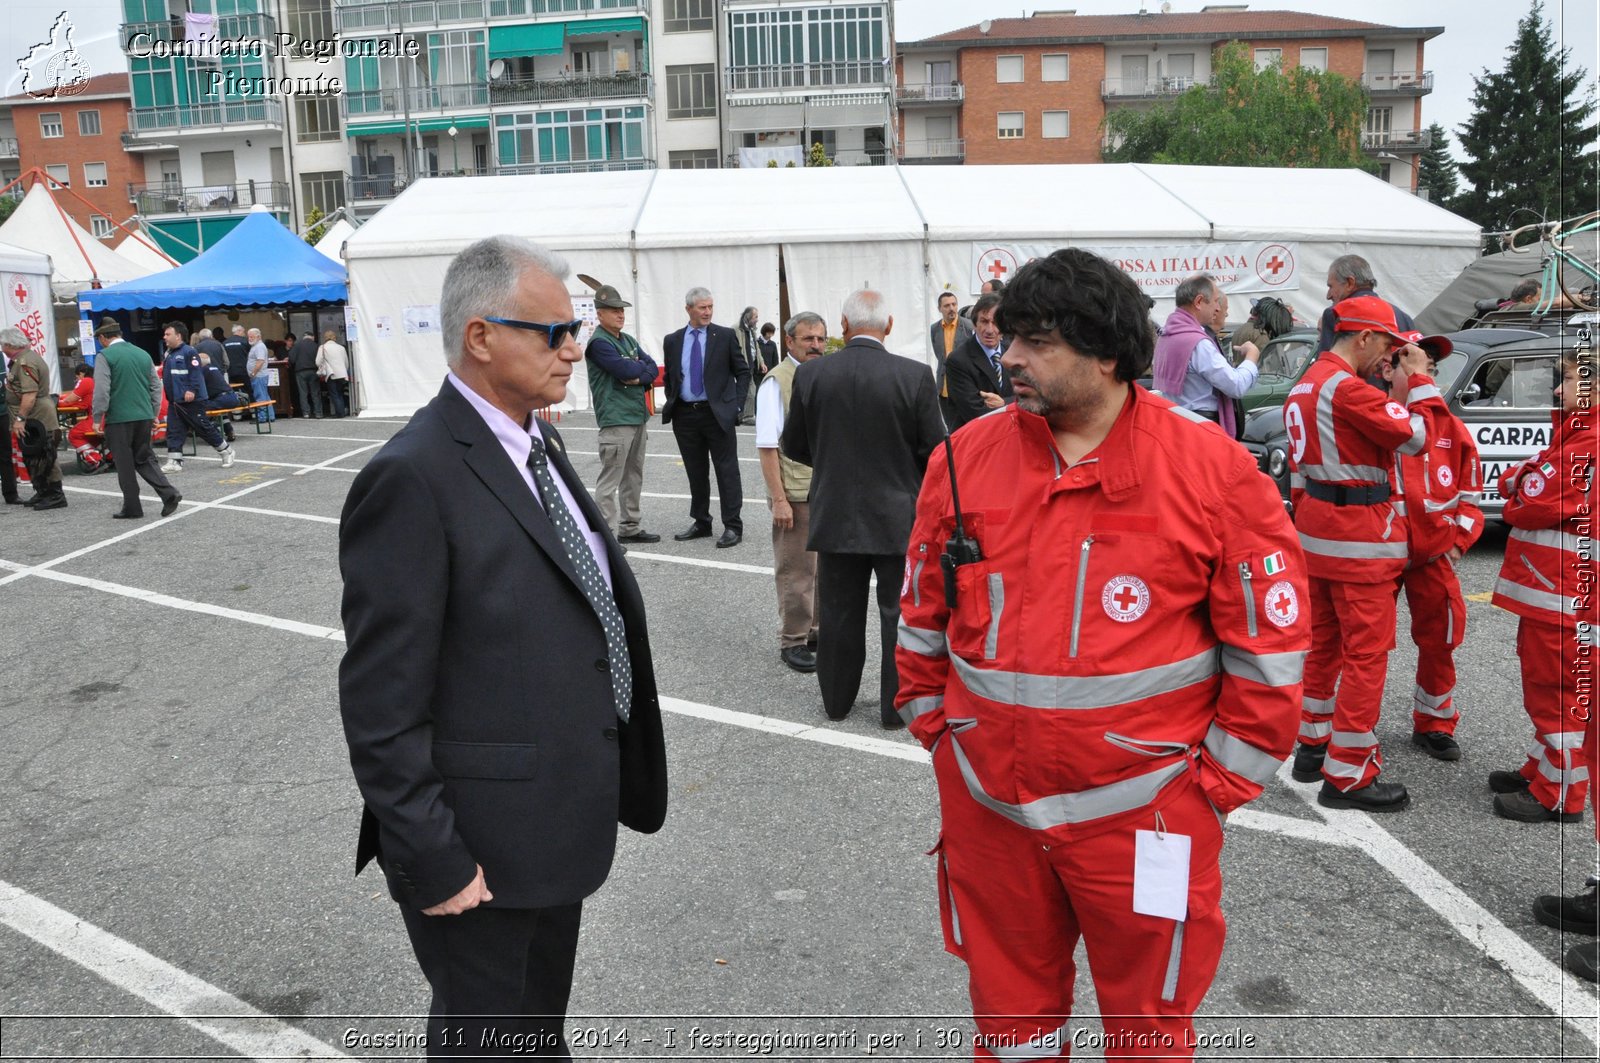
[896, 389, 1307, 1060]
[1285, 354, 1443, 789]
[1491, 407, 1599, 817]
[1390, 405, 1484, 736]
[59, 377, 101, 469]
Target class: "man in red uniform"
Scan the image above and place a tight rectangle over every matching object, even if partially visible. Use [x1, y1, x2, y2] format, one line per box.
[896, 248, 1308, 1059]
[58, 364, 104, 471]
[1284, 296, 1444, 812]
[1381, 333, 1484, 762]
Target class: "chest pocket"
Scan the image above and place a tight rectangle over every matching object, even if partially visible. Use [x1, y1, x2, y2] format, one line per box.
[940, 510, 1011, 661]
[1067, 525, 1189, 664]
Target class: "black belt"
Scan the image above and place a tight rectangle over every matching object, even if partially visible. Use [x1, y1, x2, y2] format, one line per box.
[1302, 479, 1391, 506]
[681, 400, 711, 409]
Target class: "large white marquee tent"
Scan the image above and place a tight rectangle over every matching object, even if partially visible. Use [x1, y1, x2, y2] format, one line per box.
[345, 164, 1481, 417]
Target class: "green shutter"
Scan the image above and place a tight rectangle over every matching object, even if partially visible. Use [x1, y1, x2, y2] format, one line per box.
[488, 23, 565, 59]
[567, 16, 643, 37]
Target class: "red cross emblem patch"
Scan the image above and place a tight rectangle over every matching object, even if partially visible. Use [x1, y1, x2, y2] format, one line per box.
[1265, 580, 1299, 628]
[1101, 575, 1150, 622]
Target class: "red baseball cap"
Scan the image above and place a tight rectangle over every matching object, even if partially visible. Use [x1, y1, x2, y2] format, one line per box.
[1399, 330, 1454, 360]
[1332, 295, 1408, 342]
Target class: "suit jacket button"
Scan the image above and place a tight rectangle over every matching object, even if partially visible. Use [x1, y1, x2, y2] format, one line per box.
[594, 657, 609, 672]
[602, 726, 619, 741]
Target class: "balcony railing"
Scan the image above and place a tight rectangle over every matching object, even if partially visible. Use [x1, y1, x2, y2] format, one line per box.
[1101, 75, 1198, 99]
[725, 60, 890, 93]
[344, 83, 490, 118]
[126, 99, 284, 137]
[727, 149, 887, 168]
[1362, 128, 1433, 152]
[489, 71, 650, 105]
[0, 138, 18, 158]
[895, 82, 963, 105]
[121, 12, 278, 49]
[348, 165, 493, 202]
[334, 0, 644, 32]
[898, 138, 964, 162]
[129, 180, 290, 216]
[496, 157, 653, 176]
[1363, 70, 1433, 94]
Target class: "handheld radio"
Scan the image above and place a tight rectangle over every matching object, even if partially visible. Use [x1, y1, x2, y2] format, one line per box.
[939, 433, 983, 607]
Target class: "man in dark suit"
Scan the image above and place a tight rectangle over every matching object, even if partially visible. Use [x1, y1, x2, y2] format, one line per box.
[661, 287, 749, 548]
[782, 289, 945, 728]
[931, 291, 975, 427]
[338, 236, 668, 1060]
[945, 292, 1013, 430]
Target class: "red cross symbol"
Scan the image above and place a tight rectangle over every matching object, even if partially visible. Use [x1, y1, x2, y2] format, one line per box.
[11, 280, 27, 305]
[1265, 255, 1285, 276]
[1112, 585, 1141, 611]
[1270, 589, 1294, 617]
[987, 258, 1009, 280]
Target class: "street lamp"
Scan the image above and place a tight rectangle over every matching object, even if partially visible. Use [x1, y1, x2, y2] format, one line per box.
[447, 124, 459, 174]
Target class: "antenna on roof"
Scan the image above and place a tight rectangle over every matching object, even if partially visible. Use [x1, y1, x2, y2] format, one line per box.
[979, 19, 993, 33]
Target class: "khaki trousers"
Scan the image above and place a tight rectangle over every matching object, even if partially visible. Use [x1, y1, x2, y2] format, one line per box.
[596, 422, 648, 535]
[771, 497, 817, 648]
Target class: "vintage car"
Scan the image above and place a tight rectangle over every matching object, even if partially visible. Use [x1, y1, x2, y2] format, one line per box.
[1239, 328, 1319, 413]
[1240, 324, 1586, 518]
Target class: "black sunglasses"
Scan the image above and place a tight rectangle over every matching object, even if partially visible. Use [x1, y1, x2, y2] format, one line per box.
[484, 316, 585, 347]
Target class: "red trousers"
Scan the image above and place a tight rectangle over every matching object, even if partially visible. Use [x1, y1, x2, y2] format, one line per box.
[1301, 575, 1399, 790]
[933, 741, 1226, 1060]
[67, 419, 102, 467]
[1515, 618, 1593, 815]
[1398, 559, 1466, 736]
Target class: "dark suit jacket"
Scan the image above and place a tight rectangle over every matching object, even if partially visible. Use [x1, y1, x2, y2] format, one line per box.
[781, 337, 946, 556]
[929, 315, 975, 360]
[339, 380, 667, 911]
[946, 335, 1015, 429]
[660, 322, 749, 434]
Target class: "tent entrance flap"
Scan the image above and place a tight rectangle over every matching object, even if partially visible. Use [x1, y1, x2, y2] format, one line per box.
[490, 23, 565, 59]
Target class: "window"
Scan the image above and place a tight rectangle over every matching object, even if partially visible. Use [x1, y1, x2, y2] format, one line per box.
[668, 149, 720, 169]
[1464, 356, 1559, 409]
[295, 97, 342, 143]
[299, 170, 345, 218]
[997, 111, 1023, 139]
[91, 216, 114, 239]
[45, 163, 69, 186]
[1042, 111, 1069, 139]
[40, 112, 63, 138]
[1300, 47, 1328, 72]
[996, 55, 1023, 83]
[666, 64, 716, 119]
[287, 0, 333, 43]
[494, 106, 648, 171]
[1041, 54, 1069, 82]
[78, 110, 101, 135]
[664, 0, 712, 33]
[1253, 48, 1282, 72]
[84, 162, 108, 187]
[726, 6, 886, 89]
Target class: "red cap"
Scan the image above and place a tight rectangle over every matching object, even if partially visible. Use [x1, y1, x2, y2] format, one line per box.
[1399, 330, 1454, 360]
[1332, 295, 1408, 342]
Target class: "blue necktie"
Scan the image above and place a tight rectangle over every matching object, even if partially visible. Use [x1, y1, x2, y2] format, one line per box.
[689, 329, 704, 397]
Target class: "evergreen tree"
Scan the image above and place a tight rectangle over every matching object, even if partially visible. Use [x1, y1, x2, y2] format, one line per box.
[1454, 0, 1598, 231]
[303, 205, 330, 246]
[1416, 122, 1459, 205]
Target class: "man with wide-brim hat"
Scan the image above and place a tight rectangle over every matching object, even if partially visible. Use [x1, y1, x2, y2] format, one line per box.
[585, 282, 661, 543]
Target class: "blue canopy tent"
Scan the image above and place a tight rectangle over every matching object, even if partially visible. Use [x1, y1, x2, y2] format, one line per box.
[80, 207, 346, 312]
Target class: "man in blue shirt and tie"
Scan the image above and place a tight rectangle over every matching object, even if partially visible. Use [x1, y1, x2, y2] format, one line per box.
[944, 292, 1014, 430]
[660, 286, 749, 548]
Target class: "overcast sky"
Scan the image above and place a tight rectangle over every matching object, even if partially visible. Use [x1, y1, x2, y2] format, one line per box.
[5, 0, 1595, 163]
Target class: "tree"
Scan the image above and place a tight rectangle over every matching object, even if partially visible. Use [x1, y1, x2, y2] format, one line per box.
[1416, 122, 1460, 205]
[0, 193, 18, 227]
[806, 141, 834, 167]
[1454, 0, 1598, 232]
[1102, 42, 1371, 170]
[303, 205, 330, 246]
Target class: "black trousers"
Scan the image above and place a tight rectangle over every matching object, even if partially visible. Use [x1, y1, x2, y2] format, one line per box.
[816, 551, 903, 720]
[295, 368, 323, 416]
[0, 410, 16, 501]
[105, 420, 178, 514]
[670, 402, 742, 533]
[398, 901, 582, 1060]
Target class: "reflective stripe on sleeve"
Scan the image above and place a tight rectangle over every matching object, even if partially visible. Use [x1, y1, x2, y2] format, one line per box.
[1202, 723, 1283, 784]
[1407, 384, 1443, 404]
[897, 620, 948, 657]
[1298, 532, 1409, 560]
[1423, 493, 1462, 513]
[898, 695, 943, 725]
[1398, 413, 1427, 456]
[948, 732, 1190, 829]
[1220, 645, 1306, 687]
[950, 646, 1218, 710]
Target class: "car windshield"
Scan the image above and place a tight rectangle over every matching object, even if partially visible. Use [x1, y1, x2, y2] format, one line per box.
[1259, 338, 1314, 379]
[1432, 352, 1467, 394]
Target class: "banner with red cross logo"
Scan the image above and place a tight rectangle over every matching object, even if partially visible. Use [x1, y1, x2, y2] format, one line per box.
[968, 242, 1300, 298]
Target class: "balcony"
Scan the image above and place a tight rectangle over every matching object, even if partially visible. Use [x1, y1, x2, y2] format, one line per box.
[122, 12, 278, 50]
[124, 99, 284, 141]
[1362, 128, 1433, 153]
[0, 138, 18, 159]
[348, 165, 492, 204]
[1101, 75, 1198, 99]
[334, 0, 645, 33]
[489, 71, 650, 105]
[497, 157, 654, 176]
[1363, 70, 1433, 95]
[895, 82, 963, 106]
[726, 149, 887, 168]
[898, 138, 964, 164]
[129, 180, 290, 217]
[725, 60, 890, 93]
[344, 83, 491, 119]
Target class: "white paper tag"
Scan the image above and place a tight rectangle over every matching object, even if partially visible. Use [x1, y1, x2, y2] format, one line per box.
[1133, 829, 1191, 921]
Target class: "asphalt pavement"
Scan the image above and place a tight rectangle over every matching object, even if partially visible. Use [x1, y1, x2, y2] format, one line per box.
[1, 409, 1597, 1061]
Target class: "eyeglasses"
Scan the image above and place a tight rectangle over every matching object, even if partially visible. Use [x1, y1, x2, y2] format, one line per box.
[484, 317, 585, 347]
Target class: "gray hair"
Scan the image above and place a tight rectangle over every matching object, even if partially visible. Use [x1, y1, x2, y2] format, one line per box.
[685, 286, 712, 308]
[247, 327, 262, 340]
[441, 236, 570, 369]
[840, 289, 889, 333]
[196, 328, 211, 340]
[1173, 274, 1216, 308]
[1329, 254, 1376, 289]
[0, 326, 27, 348]
[785, 311, 826, 338]
[232, 324, 246, 335]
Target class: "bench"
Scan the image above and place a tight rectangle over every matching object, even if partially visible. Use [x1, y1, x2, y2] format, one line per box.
[181, 401, 276, 455]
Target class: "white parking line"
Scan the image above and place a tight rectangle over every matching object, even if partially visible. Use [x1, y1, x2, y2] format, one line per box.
[63, 485, 341, 526]
[251, 432, 391, 444]
[294, 442, 384, 476]
[566, 449, 761, 464]
[0, 880, 348, 1061]
[627, 550, 774, 576]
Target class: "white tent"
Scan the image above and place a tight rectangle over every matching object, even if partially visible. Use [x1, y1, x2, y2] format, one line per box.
[345, 164, 1481, 418]
[113, 226, 180, 272]
[0, 238, 60, 392]
[0, 184, 154, 299]
[314, 218, 358, 260]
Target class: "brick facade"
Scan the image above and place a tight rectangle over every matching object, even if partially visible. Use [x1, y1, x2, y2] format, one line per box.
[8, 75, 142, 240]
[961, 44, 1105, 165]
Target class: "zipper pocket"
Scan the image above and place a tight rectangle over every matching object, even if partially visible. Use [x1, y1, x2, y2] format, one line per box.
[1069, 535, 1093, 658]
[1520, 553, 1557, 591]
[1239, 562, 1257, 638]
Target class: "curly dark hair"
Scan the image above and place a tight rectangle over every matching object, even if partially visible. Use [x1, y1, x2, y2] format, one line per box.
[995, 248, 1154, 383]
[1251, 296, 1294, 338]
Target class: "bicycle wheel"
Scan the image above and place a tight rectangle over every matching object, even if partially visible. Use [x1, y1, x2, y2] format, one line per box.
[1554, 258, 1598, 311]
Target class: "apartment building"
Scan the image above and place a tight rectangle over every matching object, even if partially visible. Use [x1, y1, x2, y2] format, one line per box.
[897, 7, 1441, 190]
[4, 75, 145, 238]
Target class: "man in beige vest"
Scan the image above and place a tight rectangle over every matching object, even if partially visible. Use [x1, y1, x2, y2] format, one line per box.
[755, 311, 827, 672]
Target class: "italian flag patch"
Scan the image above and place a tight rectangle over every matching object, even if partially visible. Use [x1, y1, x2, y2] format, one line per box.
[1263, 551, 1287, 576]
[1539, 461, 1557, 478]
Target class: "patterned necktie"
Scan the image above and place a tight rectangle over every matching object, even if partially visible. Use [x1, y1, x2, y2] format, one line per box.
[990, 352, 1004, 387]
[689, 329, 704, 396]
[526, 435, 632, 721]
